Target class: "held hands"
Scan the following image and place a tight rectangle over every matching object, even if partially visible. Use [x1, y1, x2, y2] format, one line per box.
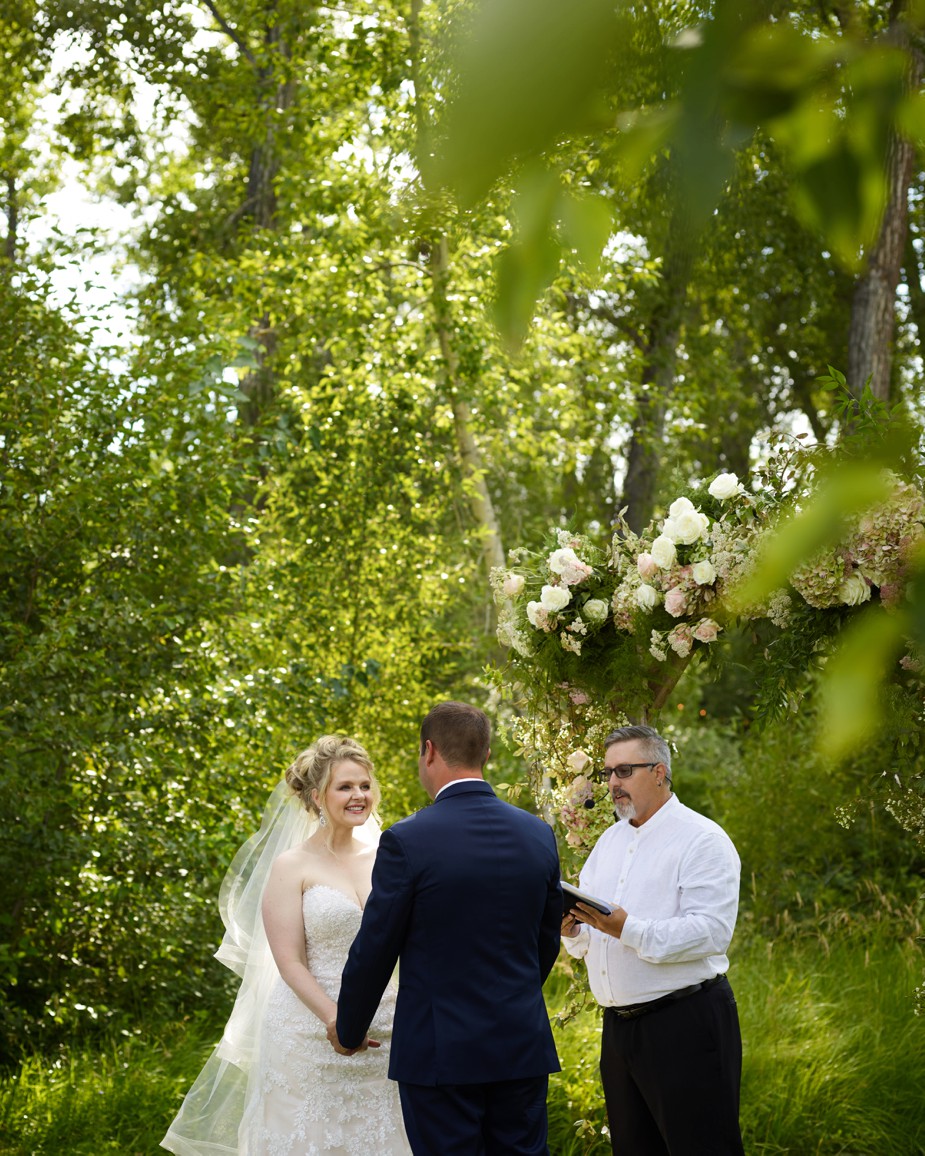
[325, 1017, 381, 1056]
[570, 901, 628, 940]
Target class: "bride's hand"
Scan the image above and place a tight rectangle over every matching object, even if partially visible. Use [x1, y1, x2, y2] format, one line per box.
[326, 1018, 381, 1054]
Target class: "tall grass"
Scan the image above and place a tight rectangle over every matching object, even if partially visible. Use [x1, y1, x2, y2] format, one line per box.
[546, 935, 925, 1155]
[0, 1017, 216, 1156]
[0, 938, 922, 1154]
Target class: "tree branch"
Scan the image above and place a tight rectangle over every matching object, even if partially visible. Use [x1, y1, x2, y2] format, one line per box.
[564, 291, 648, 352]
[200, 0, 258, 67]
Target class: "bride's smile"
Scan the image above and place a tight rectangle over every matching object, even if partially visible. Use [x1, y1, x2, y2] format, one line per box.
[324, 760, 374, 828]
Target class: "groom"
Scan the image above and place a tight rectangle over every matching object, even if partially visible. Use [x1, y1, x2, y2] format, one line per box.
[330, 701, 563, 1154]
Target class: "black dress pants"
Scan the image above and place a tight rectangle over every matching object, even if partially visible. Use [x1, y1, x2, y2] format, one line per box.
[600, 976, 745, 1156]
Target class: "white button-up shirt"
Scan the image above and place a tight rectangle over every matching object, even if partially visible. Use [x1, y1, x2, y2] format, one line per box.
[562, 794, 740, 1007]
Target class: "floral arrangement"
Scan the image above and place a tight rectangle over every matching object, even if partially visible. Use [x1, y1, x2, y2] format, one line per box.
[490, 466, 925, 853]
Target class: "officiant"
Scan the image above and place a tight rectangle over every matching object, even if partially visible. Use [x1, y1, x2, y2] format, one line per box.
[562, 723, 744, 1156]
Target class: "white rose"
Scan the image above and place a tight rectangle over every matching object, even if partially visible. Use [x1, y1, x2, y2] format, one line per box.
[668, 496, 695, 518]
[670, 510, 710, 545]
[634, 583, 659, 611]
[650, 535, 677, 568]
[708, 472, 740, 500]
[547, 547, 593, 585]
[502, 573, 524, 597]
[566, 749, 591, 773]
[582, 598, 608, 624]
[839, 572, 871, 606]
[548, 547, 580, 574]
[691, 559, 717, 585]
[540, 584, 571, 612]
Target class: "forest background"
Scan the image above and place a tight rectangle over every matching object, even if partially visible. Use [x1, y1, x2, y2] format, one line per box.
[2, 0, 925, 1151]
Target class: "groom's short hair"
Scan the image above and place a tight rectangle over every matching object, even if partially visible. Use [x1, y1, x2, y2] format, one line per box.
[421, 702, 491, 770]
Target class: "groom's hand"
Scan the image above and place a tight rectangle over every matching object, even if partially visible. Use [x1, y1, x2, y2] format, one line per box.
[326, 1019, 381, 1055]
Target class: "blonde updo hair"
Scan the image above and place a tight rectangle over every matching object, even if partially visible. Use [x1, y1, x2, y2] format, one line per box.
[285, 735, 379, 826]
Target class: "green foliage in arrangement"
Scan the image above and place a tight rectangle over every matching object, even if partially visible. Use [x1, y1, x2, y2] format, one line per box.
[490, 438, 925, 875]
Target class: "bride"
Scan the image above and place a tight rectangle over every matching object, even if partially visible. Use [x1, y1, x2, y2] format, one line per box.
[162, 736, 411, 1155]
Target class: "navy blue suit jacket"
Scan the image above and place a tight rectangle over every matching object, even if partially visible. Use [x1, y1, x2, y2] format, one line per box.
[336, 779, 563, 1085]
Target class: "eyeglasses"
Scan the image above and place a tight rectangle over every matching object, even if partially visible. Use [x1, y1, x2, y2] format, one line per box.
[593, 762, 658, 782]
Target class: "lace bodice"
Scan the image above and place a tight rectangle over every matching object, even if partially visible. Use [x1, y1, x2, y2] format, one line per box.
[302, 885, 367, 990]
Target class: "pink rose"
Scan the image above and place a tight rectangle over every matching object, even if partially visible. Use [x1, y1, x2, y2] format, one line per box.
[692, 618, 721, 644]
[566, 749, 592, 774]
[637, 552, 658, 581]
[664, 587, 688, 617]
[502, 573, 525, 597]
[569, 690, 590, 705]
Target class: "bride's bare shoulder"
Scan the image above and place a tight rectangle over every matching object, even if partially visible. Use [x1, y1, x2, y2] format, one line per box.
[270, 841, 325, 877]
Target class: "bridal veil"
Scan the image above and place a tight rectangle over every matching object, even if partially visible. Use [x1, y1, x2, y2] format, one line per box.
[161, 779, 379, 1155]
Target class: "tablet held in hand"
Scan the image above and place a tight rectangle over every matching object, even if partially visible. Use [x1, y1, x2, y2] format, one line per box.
[561, 881, 612, 917]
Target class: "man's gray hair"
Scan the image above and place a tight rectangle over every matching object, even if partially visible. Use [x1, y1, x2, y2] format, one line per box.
[604, 724, 672, 786]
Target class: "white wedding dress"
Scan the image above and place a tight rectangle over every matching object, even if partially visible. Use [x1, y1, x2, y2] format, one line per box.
[239, 884, 410, 1155]
[163, 881, 410, 1156]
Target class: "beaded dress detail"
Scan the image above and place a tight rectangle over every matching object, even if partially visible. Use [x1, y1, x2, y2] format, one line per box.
[239, 885, 410, 1155]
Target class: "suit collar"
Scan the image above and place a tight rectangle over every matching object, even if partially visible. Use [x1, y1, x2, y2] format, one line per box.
[434, 779, 494, 802]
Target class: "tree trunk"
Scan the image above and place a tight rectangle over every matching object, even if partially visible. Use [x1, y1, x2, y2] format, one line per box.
[619, 198, 695, 533]
[237, 8, 298, 431]
[408, 1, 505, 587]
[3, 173, 15, 266]
[429, 236, 506, 581]
[846, 29, 922, 402]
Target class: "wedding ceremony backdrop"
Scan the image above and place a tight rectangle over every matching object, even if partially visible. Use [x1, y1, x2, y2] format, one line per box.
[3, 0, 925, 1151]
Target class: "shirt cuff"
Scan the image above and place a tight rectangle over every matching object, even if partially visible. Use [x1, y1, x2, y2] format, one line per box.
[562, 925, 590, 957]
[620, 914, 644, 952]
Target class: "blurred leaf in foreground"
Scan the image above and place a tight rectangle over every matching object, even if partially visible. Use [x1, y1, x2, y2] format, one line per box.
[428, 0, 625, 206]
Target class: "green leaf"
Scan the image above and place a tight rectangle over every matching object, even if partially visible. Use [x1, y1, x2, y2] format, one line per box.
[429, 0, 625, 205]
[558, 193, 613, 274]
[817, 607, 905, 761]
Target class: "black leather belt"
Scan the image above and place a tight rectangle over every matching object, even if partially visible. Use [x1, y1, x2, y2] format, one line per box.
[608, 973, 725, 1020]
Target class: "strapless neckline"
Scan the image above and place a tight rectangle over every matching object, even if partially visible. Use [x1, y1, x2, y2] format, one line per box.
[303, 881, 366, 912]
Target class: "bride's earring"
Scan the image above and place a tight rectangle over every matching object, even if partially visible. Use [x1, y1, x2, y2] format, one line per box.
[318, 810, 327, 827]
